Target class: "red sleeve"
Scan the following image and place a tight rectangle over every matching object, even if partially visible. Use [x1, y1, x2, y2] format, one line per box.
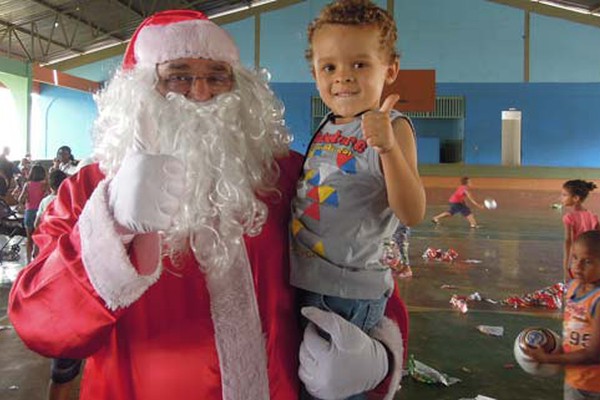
[8, 165, 120, 359]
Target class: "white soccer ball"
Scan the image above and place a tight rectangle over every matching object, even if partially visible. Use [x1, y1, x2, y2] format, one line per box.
[484, 198, 497, 210]
[513, 327, 562, 377]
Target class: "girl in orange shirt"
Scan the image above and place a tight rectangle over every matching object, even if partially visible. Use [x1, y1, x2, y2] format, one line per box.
[526, 230, 600, 400]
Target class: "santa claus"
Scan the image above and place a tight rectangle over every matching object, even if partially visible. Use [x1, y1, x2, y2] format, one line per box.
[9, 10, 407, 400]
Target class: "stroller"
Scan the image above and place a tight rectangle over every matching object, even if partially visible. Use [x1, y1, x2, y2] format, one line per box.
[0, 199, 25, 263]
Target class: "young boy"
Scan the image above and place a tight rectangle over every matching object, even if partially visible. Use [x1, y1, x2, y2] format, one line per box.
[290, 0, 425, 397]
[432, 176, 484, 228]
[525, 230, 600, 400]
[34, 169, 68, 229]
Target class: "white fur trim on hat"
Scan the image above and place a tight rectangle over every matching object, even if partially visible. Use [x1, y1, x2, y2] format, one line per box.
[134, 19, 240, 67]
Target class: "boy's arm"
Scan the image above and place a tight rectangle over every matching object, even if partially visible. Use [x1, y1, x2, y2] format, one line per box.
[362, 95, 425, 226]
[563, 223, 573, 280]
[17, 183, 28, 204]
[527, 306, 600, 365]
[464, 190, 484, 209]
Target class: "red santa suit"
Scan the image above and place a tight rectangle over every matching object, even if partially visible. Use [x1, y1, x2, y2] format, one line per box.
[9, 153, 408, 400]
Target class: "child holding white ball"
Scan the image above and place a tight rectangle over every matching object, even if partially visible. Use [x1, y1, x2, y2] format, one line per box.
[525, 230, 600, 400]
[432, 176, 485, 228]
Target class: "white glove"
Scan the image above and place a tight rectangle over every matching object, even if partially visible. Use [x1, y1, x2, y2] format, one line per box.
[109, 151, 185, 233]
[299, 306, 389, 400]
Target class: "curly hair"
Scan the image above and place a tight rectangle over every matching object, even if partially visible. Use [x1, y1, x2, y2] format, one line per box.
[563, 179, 597, 201]
[306, 0, 398, 64]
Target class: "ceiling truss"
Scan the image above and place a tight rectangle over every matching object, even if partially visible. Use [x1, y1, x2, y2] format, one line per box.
[0, 0, 598, 69]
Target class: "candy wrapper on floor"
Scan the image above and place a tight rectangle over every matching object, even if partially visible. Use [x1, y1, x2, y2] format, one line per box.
[407, 355, 461, 387]
[422, 247, 459, 262]
[450, 295, 469, 313]
[476, 325, 504, 337]
[502, 282, 565, 310]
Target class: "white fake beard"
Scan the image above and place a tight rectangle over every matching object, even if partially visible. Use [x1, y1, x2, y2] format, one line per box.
[93, 67, 291, 273]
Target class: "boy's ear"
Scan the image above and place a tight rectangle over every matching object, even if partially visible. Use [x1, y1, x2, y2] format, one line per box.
[385, 58, 400, 85]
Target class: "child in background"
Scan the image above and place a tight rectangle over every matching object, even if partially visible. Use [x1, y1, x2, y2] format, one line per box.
[50, 145, 78, 176]
[391, 224, 412, 279]
[525, 230, 600, 400]
[18, 165, 48, 263]
[34, 170, 68, 229]
[290, 0, 426, 397]
[561, 180, 599, 282]
[432, 176, 484, 228]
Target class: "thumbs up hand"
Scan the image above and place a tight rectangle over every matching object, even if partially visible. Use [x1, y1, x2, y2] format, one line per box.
[108, 119, 185, 234]
[298, 306, 389, 399]
[361, 94, 400, 154]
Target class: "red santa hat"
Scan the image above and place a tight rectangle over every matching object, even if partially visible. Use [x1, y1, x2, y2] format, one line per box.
[122, 10, 240, 70]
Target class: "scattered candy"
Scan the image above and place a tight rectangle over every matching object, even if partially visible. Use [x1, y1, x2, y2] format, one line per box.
[476, 325, 504, 337]
[422, 247, 459, 262]
[450, 295, 469, 313]
[502, 282, 565, 310]
[468, 292, 482, 301]
[408, 355, 461, 386]
[440, 284, 458, 290]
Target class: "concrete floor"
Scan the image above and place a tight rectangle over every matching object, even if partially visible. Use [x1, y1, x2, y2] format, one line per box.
[0, 184, 587, 400]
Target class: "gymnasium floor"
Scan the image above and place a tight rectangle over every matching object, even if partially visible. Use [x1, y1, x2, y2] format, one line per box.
[0, 175, 597, 400]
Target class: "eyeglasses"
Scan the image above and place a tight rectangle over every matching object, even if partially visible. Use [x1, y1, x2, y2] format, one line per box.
[157, 73, 233, 95]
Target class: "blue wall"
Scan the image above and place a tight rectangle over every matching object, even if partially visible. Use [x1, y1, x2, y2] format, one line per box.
[439, 83, 600, 167]
[17, 0, 600, 167]
[31, 84, 97, 160]
[258, 0, 600, 166]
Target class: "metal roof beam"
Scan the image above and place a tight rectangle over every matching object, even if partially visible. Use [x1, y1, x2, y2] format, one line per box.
[27, 0, 126, 41]
[0, 18, 83, 57]
[113, 0, 144, 18]
[212, 0, 304, 24]
[487, 0, 600, 28]
[47, 0, 306, 70]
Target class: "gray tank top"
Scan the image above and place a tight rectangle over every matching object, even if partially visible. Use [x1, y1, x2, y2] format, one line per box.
[290, 110, 412, 299]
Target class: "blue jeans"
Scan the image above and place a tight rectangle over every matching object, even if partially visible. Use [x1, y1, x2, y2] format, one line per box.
[299, 289, 388, 400]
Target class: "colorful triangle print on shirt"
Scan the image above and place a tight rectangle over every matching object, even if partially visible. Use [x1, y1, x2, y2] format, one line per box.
[306, 170, 320, 186]
[307, 186, 320, 202]
[306, 186, 338, 207]
[291, 218, 304, 237]
[303, 202, 320, 221]
[312, 241, 325, 257]
[337, 153, 356, 174]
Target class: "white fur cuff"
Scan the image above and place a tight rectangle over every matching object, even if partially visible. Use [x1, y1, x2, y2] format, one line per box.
[370, 317, 404, 400]
[79, 179, 162, 311]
